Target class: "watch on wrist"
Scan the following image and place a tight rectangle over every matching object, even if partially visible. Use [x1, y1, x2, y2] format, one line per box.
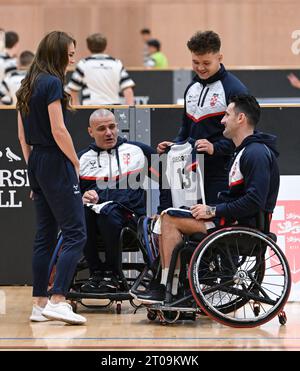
[206, 206, 216, 217]
[211, 206, 216, 217]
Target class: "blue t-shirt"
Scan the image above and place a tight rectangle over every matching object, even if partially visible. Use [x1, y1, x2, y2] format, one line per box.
[22, 73, 65, 146]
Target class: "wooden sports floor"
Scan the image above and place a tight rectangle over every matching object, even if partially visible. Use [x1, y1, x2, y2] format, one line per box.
[0, 286, 299, 351]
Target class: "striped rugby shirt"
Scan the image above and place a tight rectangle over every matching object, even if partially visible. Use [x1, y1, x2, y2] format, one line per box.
[66, 53, 135, 105]
[0, 52, 17, 84]
[0, 69, 26, 105]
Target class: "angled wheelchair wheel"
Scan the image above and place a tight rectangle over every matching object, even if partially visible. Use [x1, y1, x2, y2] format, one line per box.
[188, 227, 291, 328]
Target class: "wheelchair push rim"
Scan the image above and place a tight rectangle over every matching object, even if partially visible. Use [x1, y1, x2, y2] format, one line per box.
[188, 227, 291, 328]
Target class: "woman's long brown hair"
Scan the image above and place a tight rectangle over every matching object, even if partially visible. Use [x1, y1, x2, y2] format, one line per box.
[16, 31, 76, 115]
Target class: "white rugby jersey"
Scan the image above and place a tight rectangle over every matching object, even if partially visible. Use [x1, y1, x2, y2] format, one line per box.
[66, 53, 135, 105]
[165, 141, 206, 208]
[0, 70, 26, 105]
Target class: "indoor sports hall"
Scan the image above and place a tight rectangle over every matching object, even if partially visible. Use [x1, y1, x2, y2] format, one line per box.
[0, 0, 300, 353]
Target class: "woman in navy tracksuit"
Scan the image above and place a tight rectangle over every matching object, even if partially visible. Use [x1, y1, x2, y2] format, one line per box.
[17, 31, 87, 325]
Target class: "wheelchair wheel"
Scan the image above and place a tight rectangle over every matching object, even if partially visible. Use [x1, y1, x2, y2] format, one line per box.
[188, 227, 291, 328]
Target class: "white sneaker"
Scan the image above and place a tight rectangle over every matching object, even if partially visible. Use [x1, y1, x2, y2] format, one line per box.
[30, 305, 52, 322]
[42, 301, 87, 325]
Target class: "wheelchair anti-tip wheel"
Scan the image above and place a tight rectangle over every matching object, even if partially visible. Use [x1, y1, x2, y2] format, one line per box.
[188, 227, 291, 328]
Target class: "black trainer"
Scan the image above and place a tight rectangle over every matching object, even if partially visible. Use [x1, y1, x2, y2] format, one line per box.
[96, 276, 120, 293]
[135, 284, 166, 304]
[81, 271, 103, 293]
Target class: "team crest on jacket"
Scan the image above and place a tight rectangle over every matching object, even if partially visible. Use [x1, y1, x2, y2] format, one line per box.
[210, 93, 219, 107]
[123, 153, 131, 165]
[89, 160, 97, 169]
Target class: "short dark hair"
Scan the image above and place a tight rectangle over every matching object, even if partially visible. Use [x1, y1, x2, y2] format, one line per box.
[86, 33, 107, 53]
[5, 31, 19, 49]
[19, 50, 34, 67]
[230, 94, 261, 127]
[141, 28, 151, 35]
[187, 30, 221, 55]
[147, 39, 160, 51]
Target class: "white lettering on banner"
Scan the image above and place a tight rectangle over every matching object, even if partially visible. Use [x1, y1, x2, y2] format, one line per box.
[287, 237, 300, 243]
[0, 147, 30, 207]
[0, 190, 22, 207]
[286, 213, 300, 220]
[271, 176, 300, 301]
[0, 169, 29, 187]
[277, 221, 300, 234]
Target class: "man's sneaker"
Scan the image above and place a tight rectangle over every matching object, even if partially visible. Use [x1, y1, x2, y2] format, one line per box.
[81, 271, 103, 293]
[42, 301, 87, 325]
[29, 305, 52, 322]
[96, 273, 129, 293]
[135, 284, 166, 304]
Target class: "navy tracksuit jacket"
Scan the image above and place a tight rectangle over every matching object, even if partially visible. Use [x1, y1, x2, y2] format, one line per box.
[175, 64, 248, 204]
[215, 131, 280, 227]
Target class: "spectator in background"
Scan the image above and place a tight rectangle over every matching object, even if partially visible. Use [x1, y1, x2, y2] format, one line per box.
[287, 72, 300, 89]
[140, 28, 152, 66]
[0, 31, 19, 83]
[66, 33, 135, 106]
[0, 50, 34, 105]
[145, 39, 168, 69]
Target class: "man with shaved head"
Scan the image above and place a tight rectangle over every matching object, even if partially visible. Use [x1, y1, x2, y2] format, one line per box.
[78, 109, 156, 293]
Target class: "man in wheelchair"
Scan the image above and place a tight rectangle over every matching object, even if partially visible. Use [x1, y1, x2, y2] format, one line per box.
[78, 109, 156, 294]
[136, 94, 280, 304]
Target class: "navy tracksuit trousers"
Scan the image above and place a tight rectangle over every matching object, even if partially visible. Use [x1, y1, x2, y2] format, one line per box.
[84, 206, 133, 275]
[28, 146, 86, 297]
[205, 177, 228, 206]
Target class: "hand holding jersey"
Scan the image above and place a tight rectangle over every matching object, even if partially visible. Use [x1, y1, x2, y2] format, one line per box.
[195, 139, 214, 155]
[157, 139, 214, 156]
[157, 141, 173, 154]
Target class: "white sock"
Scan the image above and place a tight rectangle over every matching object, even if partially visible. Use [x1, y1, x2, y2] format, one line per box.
[172, 269, 180, 295]
[160, 268, 169, 286]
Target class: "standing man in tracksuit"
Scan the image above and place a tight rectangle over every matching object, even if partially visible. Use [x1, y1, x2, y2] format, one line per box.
[78, 109, 157, 293]
[157, 30, 248, 205]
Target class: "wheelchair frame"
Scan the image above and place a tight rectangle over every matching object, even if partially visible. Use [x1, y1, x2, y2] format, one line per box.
[48, 218, 151, 314]
[136, 216, 291, 328]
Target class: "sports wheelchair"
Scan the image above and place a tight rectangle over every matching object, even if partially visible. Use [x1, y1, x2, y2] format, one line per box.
[131, 212, 291, 328]
[48, 204, 151, 314]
